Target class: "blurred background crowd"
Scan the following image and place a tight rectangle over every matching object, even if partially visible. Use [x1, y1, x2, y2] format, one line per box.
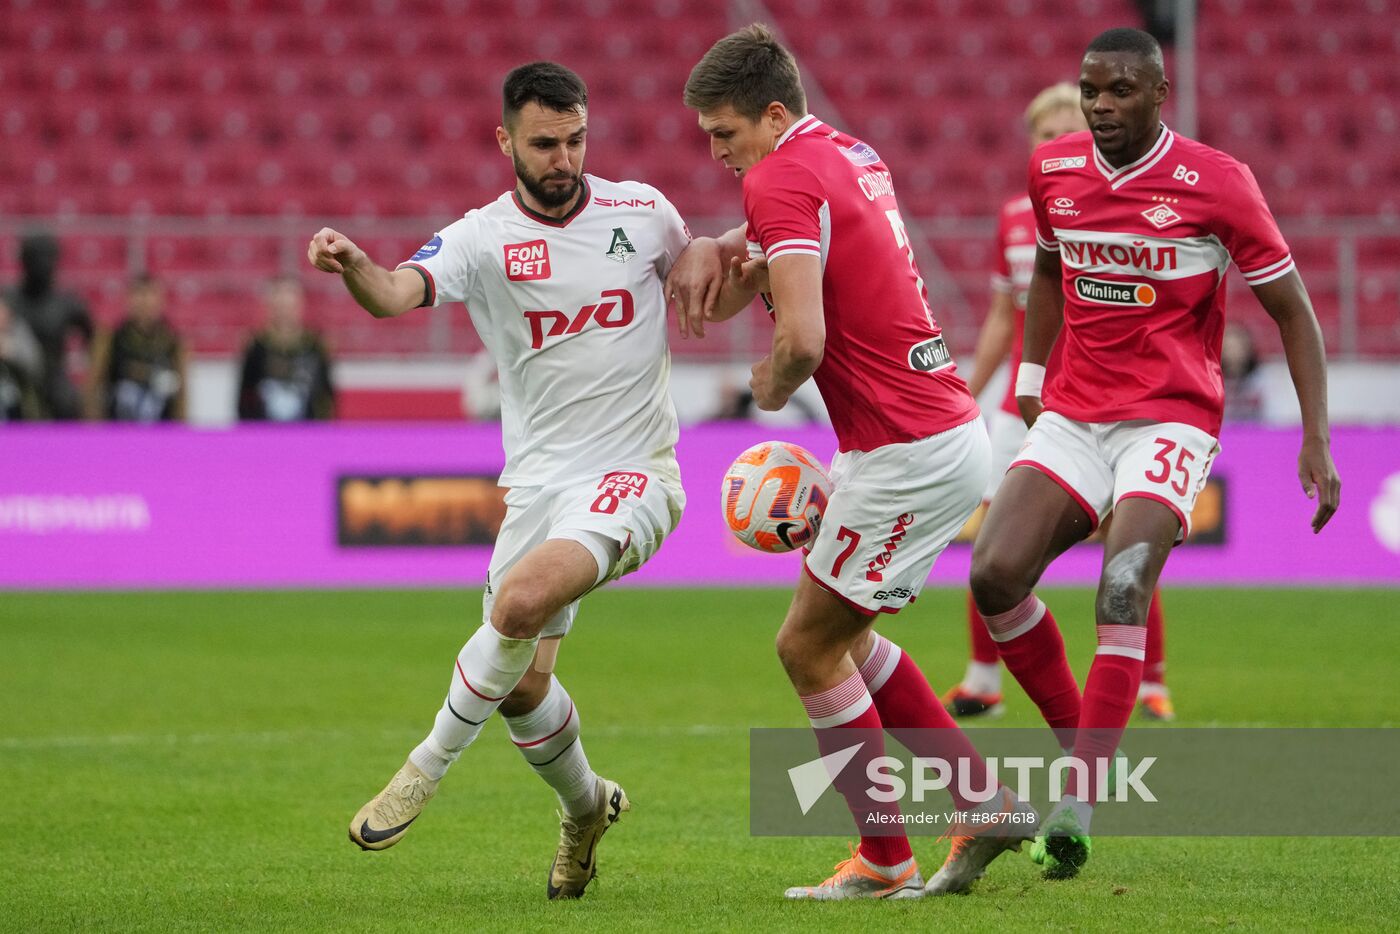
[2, 0, 1396, 427]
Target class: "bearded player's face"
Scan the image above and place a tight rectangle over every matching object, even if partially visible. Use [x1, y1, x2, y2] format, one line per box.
[501, 102, 587, 210]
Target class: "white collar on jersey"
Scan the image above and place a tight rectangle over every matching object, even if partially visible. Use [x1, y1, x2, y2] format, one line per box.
[774, 113, 823, 151]
[1093, 123, 1174, 191]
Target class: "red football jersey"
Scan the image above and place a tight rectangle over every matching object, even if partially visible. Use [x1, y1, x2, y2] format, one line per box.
[743, 115, 977, 452]
[991, 194, 1037, 416]
[1029, 126, 1293, 435]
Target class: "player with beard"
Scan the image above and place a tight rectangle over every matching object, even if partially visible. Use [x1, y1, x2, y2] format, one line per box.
[970, 27, 1340, 878]
[308, 62, 696, 900]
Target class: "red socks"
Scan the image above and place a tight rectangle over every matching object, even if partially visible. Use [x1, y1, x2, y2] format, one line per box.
[1065, 624, 1147, 802]
[966, 590, 1000, 665]
[801, 670, 913, 868]
[982, 594, 1081, 749]
[859, 634, 995, 812]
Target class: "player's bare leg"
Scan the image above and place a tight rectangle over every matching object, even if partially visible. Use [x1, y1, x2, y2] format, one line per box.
[1039, 497, 1178, 877]
[1094, 517, 1174, 722]
[970, 466, 1094, 750]
[776, 577, 924, 899]
[350, 539, 601, 852]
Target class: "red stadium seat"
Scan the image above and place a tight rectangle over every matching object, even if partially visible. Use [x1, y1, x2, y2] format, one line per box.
[6, 1, 1395, 355]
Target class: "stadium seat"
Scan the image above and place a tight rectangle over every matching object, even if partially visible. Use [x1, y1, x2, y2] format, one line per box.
[5, 1, 1394, 356]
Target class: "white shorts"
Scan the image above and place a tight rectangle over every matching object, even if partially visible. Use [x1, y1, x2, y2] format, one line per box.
[1012, 411, 1220, 540]
[485, 466, 685, 637]
[805, 417, 990, 615]
[983, 408, 1028, 501]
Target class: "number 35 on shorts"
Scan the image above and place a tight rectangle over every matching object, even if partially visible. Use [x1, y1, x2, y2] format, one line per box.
[1144, 436, 1196, 496]
[1125, 424, 1219, 538]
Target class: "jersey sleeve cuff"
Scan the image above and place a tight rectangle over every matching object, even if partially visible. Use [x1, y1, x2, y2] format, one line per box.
[1239, 255, 1295, 285]
[1035, 231, 1060, 251]
[396, 262, 437, 307]
[765, 237, 822, 261]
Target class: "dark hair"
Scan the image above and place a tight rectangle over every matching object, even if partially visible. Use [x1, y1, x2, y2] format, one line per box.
[1085, 27, 1165, 79]
[502, 61, 588, 128]
[19, 229, 58, 263]
[684, 23, 806, 120]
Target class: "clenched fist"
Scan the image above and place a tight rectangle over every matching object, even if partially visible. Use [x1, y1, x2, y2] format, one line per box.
[307, 228, 366, 274]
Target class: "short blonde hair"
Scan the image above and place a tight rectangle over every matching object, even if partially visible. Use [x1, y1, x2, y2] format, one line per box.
[1024, 82, 1080, 130]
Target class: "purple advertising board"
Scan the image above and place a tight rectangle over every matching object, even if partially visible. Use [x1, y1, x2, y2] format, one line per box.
[1, 423, 1396, 589]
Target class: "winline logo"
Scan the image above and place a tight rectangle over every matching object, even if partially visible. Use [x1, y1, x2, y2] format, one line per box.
[1075, 276, 1157, 306]
[787, 744, 1156, 815]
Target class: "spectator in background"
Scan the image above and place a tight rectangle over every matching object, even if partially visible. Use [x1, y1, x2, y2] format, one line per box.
[87, 275, 187, 422]
[1222, 321, 1266, 422]
[3, 231, 94, 419]
[0, 294, 46, 421]
[237, 276, 336, 421]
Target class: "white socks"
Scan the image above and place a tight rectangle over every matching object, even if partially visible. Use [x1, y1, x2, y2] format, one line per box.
[406, 626, 599, 819]
[504, 675, 599, 818]
[410, 624, 538, 780]
[963, 660, 1002, 696]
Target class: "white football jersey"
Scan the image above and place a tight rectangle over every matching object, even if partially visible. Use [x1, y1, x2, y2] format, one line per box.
[399, 175, 690, 487]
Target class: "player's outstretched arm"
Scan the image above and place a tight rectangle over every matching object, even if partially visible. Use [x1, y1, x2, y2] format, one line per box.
[1253, 269, 1341, 532]
[1014, 246, 1064, 427]
[666, 236, 722, 339]
[966, 290, 1016, 401]
[667, 225, 757, 338]
[708, 224, 767, 322]
[750, 253, 824, 411]
[306, 227, 425, 319]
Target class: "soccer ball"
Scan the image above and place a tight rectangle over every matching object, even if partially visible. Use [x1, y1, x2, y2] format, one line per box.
[721, 441, 832, 553]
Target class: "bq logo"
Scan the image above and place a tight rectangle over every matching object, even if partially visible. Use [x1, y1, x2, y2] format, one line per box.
[505, 240, 551, 281]
[1075, 276, 1157, 306]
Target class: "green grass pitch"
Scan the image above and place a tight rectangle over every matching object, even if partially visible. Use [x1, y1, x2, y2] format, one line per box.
[3, 587, 1398, 932]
